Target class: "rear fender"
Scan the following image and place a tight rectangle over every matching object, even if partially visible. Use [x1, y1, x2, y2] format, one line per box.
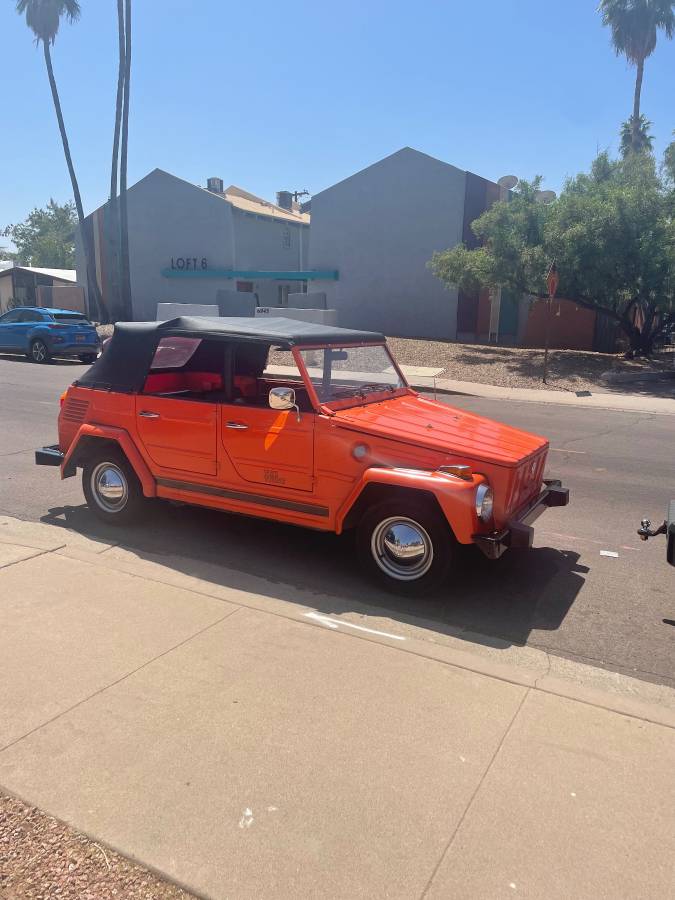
[336, 466, 484, 543]
[62, 424, 156, 497]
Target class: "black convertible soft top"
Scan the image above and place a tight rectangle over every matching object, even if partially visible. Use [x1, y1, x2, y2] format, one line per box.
[76, 316, 385, 393]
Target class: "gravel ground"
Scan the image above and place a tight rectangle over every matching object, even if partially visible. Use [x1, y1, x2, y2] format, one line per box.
[386, 337, 675, 393]
[0, 792, 193, 900]
[97, 325, 674, 393]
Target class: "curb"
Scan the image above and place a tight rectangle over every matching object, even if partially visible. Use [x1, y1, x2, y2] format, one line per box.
[410, 378, 675, 415]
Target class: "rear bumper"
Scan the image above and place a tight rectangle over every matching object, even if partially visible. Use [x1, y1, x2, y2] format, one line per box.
[51, 343, 99, 355]
[35, 445, 64, 467]
[473, 479, 570, 560]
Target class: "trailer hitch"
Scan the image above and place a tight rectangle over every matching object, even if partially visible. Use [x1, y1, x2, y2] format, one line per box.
[638, 519, 668, 541]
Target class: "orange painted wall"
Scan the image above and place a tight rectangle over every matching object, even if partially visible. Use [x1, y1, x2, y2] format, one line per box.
[522, 298, 596, 351]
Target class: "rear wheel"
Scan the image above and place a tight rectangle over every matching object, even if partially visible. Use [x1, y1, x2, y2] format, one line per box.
[356, 496, 455, 595]
[29, 339, 50, 364]
[82, 447, 146, 525]
[79, 353, 97, 364]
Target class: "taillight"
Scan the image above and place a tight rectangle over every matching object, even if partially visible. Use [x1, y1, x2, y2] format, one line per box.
[59, 391, 67, 408]
[48, 323, 69, 330]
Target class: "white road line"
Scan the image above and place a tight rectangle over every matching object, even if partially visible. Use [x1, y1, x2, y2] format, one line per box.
[600, 550, 620, 558]
[304, 611, 406, 641]
[550, 448, 586, 454]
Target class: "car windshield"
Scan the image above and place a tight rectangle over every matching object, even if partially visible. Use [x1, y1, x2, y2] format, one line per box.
[299, 344, 406, 404]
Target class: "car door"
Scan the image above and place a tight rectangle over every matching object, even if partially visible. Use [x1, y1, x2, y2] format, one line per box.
[135, 396, 218, 477]
[0, 309, 24, 350]
[220, 403, 315, 492]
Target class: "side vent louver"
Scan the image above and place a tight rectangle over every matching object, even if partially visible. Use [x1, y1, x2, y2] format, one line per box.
[62, 398, 89, 423]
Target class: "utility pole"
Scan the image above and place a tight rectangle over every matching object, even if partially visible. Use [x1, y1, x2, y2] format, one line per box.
[543, 260, 559, 384]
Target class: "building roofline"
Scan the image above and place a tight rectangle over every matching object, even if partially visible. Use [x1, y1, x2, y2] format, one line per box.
[84, 169, 310, 225]
[311, 146, 499, 200]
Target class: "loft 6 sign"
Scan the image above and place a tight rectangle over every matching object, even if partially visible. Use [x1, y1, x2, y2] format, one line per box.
[170, 257, 208, 271]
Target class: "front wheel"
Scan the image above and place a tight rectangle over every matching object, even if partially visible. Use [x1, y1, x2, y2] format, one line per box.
[356, 497, 455, 595]
[82, 448, 146, 525]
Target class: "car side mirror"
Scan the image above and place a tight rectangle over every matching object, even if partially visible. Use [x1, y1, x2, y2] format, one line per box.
[269, 386, 300, 421]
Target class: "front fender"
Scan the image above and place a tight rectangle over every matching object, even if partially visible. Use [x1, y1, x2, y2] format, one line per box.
[62, 424, 156, 497]
[336, 466, 484, 543]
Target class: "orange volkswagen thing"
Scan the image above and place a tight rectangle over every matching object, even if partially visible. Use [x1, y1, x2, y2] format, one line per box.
[36, 317, 569, 594]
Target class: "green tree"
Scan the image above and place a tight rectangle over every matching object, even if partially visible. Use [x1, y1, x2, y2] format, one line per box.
[620, 114, 654, 156]
[599, 0, 675, 153]
[2, 199, 77, 267]
[664, 131, 675, 182]
[430, 152, 674, 356]
[15, 0, 107, 320]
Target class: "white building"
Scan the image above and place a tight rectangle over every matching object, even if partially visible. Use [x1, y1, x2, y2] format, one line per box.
[76, 170, 330, 322]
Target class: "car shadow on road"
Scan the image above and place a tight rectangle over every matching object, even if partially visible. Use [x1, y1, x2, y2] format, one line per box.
[0, 352, 83, 366]
[41, 500, 587, 651]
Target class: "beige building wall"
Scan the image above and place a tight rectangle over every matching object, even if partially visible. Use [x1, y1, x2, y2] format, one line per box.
[0, 277, 14, 313]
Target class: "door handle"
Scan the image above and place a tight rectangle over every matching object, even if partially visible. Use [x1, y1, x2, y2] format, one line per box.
[138, 410, 160, 418]
[226, 421, 248, 430]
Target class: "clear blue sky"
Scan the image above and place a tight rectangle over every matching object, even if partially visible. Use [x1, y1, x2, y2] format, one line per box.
[2, 0, 674, 236]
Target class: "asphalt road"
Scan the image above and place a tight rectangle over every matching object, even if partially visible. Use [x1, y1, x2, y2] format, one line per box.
[1, 352, 674, 688]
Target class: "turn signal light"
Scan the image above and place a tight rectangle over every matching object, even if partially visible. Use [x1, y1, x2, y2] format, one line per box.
[59, 391, 67, 408]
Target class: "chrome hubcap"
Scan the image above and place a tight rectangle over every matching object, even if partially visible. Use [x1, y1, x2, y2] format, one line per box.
[91, 462, 128, 513]
[32, 342, 46, 362]
[371, 516, 434, 581]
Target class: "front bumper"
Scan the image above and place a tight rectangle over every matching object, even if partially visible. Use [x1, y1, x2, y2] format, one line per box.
[473, 479, 570, 560]
[35, 445, 65, 467]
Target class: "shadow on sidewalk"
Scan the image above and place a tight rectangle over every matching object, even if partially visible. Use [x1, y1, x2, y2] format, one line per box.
[41, 500, 587, 651]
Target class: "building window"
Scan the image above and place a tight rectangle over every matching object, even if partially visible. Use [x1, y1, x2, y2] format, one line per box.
[236, 281, 254, 293]
[278, 285, 291, 307]
[281, 226, 291, 250]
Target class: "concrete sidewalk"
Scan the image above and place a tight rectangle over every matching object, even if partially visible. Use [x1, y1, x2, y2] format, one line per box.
[407, 373, 675, 415]
[1, 515, 674, 899]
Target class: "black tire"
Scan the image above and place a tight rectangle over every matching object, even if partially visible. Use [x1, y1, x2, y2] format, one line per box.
[29, 339, 51, 364]
[79, 353, 97, 364]
[82, 446, 146, 525]
[356, 496, 456, 596]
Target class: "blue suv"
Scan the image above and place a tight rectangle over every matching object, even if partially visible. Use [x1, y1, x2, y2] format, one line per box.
[0, 306, 100, 364]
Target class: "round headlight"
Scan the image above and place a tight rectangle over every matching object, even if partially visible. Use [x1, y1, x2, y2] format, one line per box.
[476, 484, 494, 522]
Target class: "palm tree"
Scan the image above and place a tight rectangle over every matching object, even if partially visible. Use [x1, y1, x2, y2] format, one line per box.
[119, 0, 132, 320]
[16, 0, 106, 320]
[620, 114, 654, 155]
[600, 1, 675, 152]
[107, 0, 125, 320]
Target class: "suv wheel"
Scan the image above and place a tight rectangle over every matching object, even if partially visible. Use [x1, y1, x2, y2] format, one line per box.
[30, 339, 50, 364]
[356, 497, 455, 595]
[82, 448, 145, 525]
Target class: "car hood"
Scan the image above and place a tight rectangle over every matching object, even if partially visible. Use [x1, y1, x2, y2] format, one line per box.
[332, 393, 548, 467]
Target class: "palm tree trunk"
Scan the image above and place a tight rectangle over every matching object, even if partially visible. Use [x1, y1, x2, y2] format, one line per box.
[43, 41, 107, 322]
[632, 57, 644, 152]
[119, 0, 133, 321]
[107, 0, 126, 321]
